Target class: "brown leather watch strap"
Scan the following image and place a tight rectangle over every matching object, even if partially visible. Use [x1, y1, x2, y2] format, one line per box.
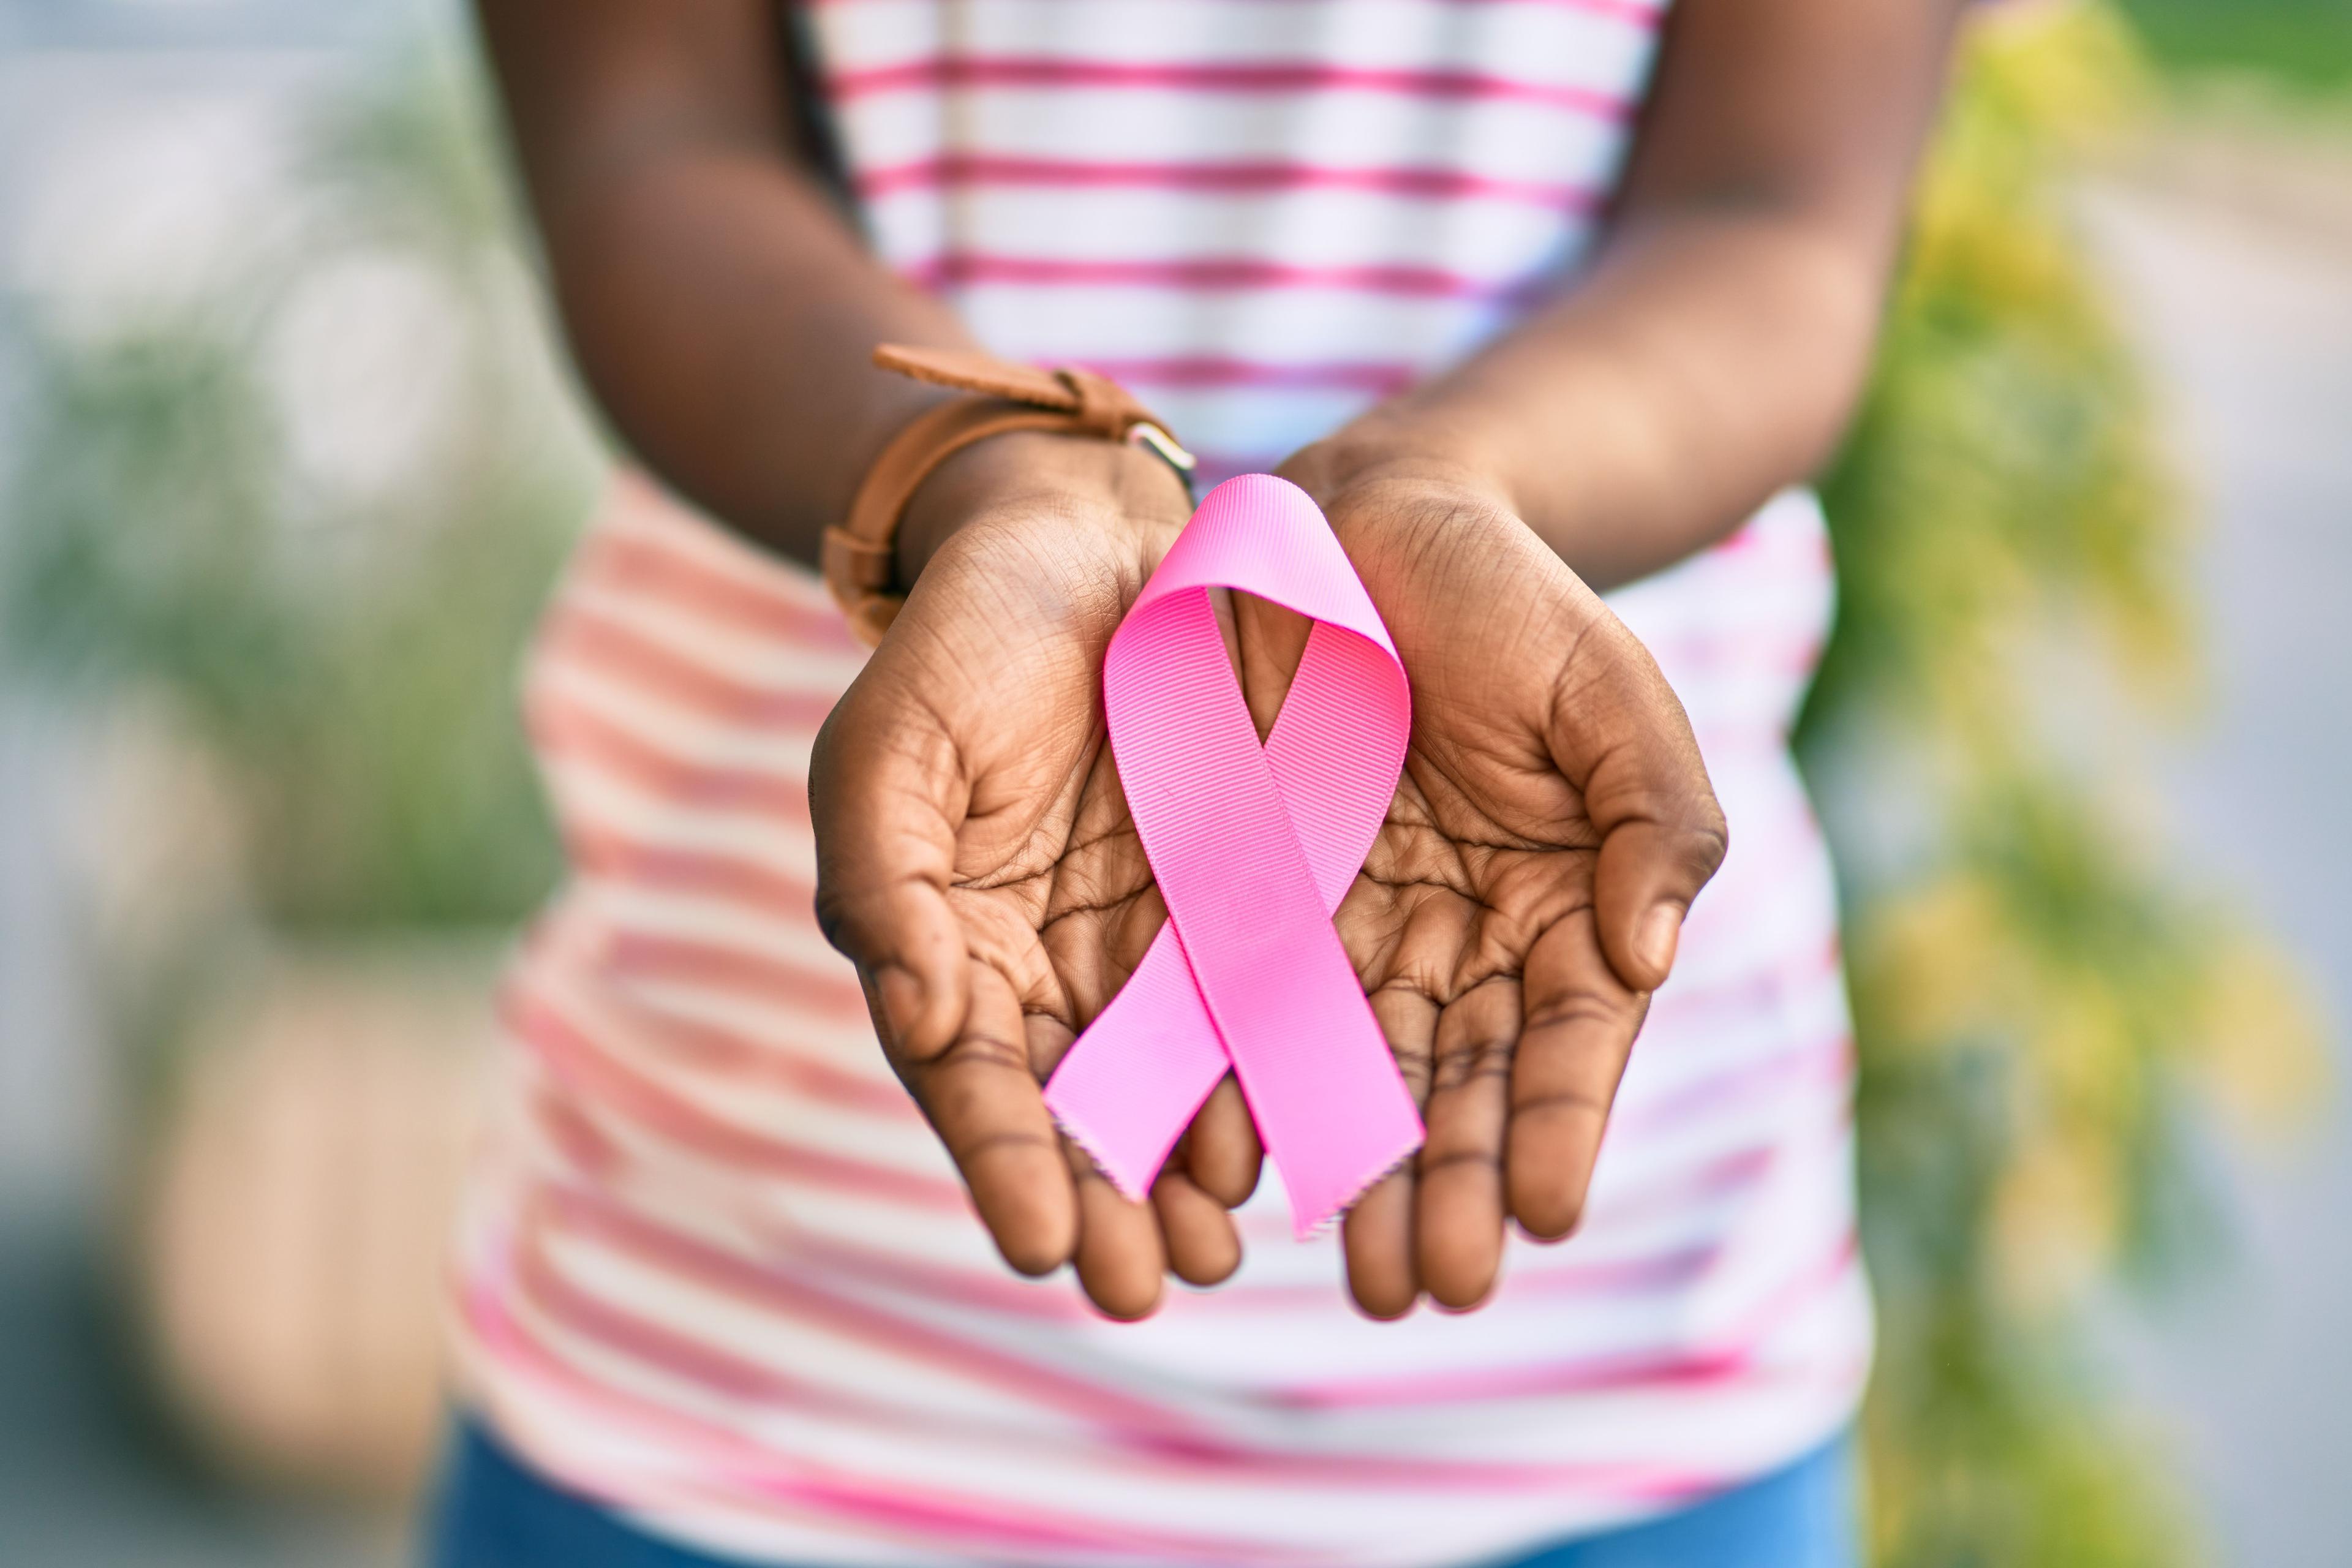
[824, 344, 1193, 646]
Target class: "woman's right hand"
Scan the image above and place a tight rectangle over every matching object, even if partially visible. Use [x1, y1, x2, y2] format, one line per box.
[809, 432, 1261, 1319]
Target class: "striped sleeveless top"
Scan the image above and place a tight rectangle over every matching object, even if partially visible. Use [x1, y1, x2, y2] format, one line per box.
[450, 2, 1872, 1562]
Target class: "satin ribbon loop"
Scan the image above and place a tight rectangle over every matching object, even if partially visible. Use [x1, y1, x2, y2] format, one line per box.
[1043, 475, 1423, 1237]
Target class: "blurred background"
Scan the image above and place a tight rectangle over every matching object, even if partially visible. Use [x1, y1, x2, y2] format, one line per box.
[0, 1, 2342, 1564]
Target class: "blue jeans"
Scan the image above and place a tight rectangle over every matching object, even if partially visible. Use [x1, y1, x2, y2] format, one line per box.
[425, 1420, 1857, 1567]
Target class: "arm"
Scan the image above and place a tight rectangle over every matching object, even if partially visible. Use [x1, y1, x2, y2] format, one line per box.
[477, 0, 1228, 1317]
[1287, 0, 1969, 589]
[475, 0, 1148, 573]
[1250, 0, 1967, 1314]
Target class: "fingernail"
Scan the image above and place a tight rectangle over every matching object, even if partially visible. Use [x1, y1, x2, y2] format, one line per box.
[1634, 905, 1681, 980]
[873, 963, 925, 1044]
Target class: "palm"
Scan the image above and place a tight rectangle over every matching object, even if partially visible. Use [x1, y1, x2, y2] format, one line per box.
[892, 517, 1160, 1032]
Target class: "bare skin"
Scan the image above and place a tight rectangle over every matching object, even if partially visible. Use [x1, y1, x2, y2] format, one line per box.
[478, 0, 1965, 1319]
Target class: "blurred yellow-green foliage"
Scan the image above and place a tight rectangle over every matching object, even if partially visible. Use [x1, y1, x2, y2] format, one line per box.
[1798, 4, 2326, 1564]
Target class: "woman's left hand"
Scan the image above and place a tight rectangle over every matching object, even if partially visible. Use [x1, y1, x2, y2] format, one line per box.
[1237, 450, 1729, 1317]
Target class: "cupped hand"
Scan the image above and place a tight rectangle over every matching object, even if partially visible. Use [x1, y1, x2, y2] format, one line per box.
[1240, 456, 1730, 1318]
[812, 434, 1725, 1324]
[808, 434, 1263, 1319]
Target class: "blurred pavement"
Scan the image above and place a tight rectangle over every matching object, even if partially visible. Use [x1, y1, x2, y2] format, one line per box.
[2084, 141, 2352, 1568]
[0, 1216, 404, 1568]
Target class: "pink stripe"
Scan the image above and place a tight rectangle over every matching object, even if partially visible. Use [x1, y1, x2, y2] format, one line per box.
[503, 990, 963, 1210]
[1227, 1098, 1820, 1246]
[471, 1276, 1302, 1561]
[1575, 1099, 1853, 1239]
[775, 1114, 1764, 1292]
[541, 1186, 1211, 1436]
[1197, 1240, 1719, 1313]
[750, 1222, 1107, 1323]
[1580, 1140, 1780, 1230]
[1687, 718, 1812, 755]
[1273, 1229, 1860, 1409]
[529, 1082, 630, 1180]
[582, 500, 857, 651]
[1291, 1346, 1751, 1410]
[829, 56, 1635, 121]
[540, 601, 840, 732]
[568, 821, 818, 922]
[516, 962, 913, 1119]
[856, 153, 1599, 211]
[527, 701, 814, 827]
[1642, 932, 1842, 1031]
[808, 0, 1667, 24]
[1493, 0, 1664, 18]
[518, 1227, 846, 1408]
[761, 1212, 1720, 1320]
[524, 1191, 1728, 1497]
[1635, 624, 1830, 680]
[1457, 1240, 1722, 1300]
[902, 249, 1534, 302]
[1074, 355, 1419, 394]
[1607, 1028, 1853, 1140]
[599, 929, 872, 1025]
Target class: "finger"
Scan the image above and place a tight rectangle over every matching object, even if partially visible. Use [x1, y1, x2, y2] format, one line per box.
[1544, 618, 1727, 995]
[1152, 1170, 1243, 1287]
[903, 962, 1076, 1276]
[1342, 1172, 1418, 1320]
[1417, 981, 1517, 1310]
[1340, 986, 1438, 1317]
[1182, 1075, 1264, 1209]
[809, 679, 971, 1055]
[1507, 909, 1649, 1242]
[1071, 1140, 1167, 1319]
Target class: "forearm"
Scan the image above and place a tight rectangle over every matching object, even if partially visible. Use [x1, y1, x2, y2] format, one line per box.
[1291, 0, 1965, 592]
[533, 145, 978, 566]
[478, 0, 1005, 570]
[1294, 202, 1888, 591]
[513, 135, 1184, 582]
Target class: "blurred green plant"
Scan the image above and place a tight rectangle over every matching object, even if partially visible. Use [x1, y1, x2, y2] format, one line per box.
[1797, 5, 2326, 1564]
[2, 50, 590, 932]
[2119, 0, 2352, 95]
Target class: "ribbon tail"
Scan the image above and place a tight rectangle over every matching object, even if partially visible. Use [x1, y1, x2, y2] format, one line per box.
[1199, 963, 1423, 1241]
[1044, 922, 1232, 1201]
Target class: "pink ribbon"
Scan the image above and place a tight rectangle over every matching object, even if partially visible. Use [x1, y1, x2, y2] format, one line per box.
[1043, 475, 1423, 1237]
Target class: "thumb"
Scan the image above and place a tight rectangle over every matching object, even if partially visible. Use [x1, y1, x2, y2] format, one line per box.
[1547, 617, 1727, 995]
[809, 675, 971, 1060]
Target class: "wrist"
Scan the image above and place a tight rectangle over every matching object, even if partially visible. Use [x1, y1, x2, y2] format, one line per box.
[897, 429, 1194, 585]
[1279, 406, 1519, 538]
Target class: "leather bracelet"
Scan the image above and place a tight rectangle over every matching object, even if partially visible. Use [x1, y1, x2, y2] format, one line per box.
[824, 344, 1196, 646]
